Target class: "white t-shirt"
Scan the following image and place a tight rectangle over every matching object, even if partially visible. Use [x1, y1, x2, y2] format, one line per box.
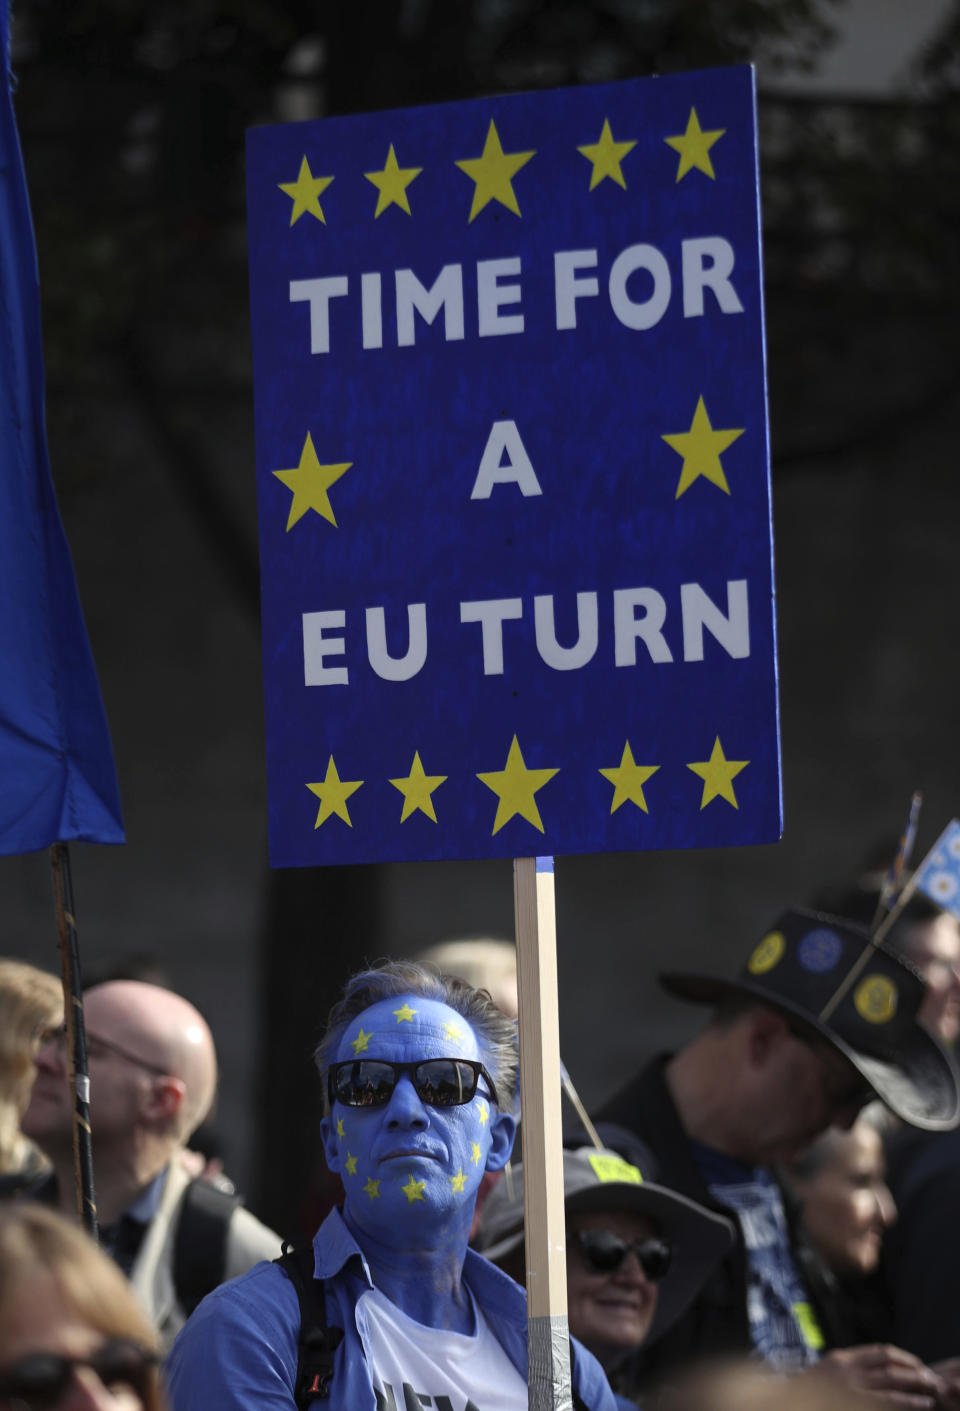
[355, 1283, 528, 1411]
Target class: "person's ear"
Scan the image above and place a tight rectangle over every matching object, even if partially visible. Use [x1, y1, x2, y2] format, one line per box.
[484, 1110, 517, 1172]
[746, 1007, 790, 1067]
[145, 1076, 186, 1124]
[319, 1113, 343, 1173]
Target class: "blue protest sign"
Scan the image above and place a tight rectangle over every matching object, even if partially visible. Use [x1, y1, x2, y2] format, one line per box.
[246, 65, 780, 868]
[0, 10, 124, 855]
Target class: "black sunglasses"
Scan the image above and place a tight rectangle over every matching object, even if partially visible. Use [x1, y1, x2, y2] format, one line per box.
[0, 1339, 157, 1411]
[328, 1057, 499, 1110]
[574, 1229, 673, 1282]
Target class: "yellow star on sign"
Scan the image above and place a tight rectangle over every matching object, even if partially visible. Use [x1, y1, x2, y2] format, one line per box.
[350, 1027, 372, 1055]
[307, 757, 363, 829]
[577, 118, 636, 190]
[278, 155, 334, 225]
[363, 1178, 380, 1200]
[344, 1153, 358, 1176]
[450, 1169, 466, 1193]
[661, 396, 744, 499]
[389, 751, 447, 823]
[599, 742, 660, 814]
[477, 735, 559, 836]
[455, 120, 535, 222]
[272, 433, 351, 532]
[402, 1175, 426, 1203]
[664, 108, 726, 181]
[364, 143, 422, 217]
[393, 1004, 417, 1023]
[471, 1142, 482, 1165]
[687, 736, 749, 809]
[336, 1118, 345, 1140]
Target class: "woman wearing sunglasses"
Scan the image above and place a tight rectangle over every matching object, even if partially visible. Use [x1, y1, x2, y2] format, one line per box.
[0, 1204, 164, 1411]
[477, 1140, 735, 1409]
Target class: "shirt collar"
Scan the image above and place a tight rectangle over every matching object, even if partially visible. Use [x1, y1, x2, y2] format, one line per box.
[124, 1168, 168, 1224]
[310, 1206, 527, 1323]
[462, 1243, 527, 1318]
[312, 1206, 374, 1285]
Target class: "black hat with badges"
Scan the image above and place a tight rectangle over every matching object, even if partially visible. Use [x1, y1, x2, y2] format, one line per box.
[660, 906, 960, 1131]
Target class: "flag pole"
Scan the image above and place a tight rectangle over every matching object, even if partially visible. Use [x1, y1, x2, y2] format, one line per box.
[821, 827, 933, 1023]
[869, 791, 923, 932]
[873, 872, 922, 945]
[514, 855, 571, 1411]
[50, 842, 98, 1238]
[560, 1063, 603, 1151]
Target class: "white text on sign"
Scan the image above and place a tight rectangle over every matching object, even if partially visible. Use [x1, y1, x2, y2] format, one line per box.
[302, 580, 750, 685]
[289, 238, 743, 354]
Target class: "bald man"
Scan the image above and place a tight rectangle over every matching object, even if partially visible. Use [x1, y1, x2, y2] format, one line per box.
[21, 980, 282, 1347]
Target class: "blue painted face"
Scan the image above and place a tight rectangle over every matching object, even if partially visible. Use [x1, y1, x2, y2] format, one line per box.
[320, 995, 515, 1241]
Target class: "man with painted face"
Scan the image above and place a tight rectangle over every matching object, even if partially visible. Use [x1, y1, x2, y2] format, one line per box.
[166, 961, 618, 1411]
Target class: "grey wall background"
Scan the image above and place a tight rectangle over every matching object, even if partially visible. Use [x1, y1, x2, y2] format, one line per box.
[2, 0, 958, 1230]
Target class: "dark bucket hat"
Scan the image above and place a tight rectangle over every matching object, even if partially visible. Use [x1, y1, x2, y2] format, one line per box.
[660, 906, 960, 1131]
[476, 1144, 735, 1346]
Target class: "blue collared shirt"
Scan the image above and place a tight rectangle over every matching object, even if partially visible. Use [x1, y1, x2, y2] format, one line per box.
[99, 1169, 168, 1276]
[166, 1207, 617, 1411]
[125, 1169, 168, 1222]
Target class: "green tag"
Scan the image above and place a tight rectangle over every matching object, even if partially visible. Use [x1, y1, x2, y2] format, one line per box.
[792, 1301, 825, 1350]
[587, 1153, 642, 1185]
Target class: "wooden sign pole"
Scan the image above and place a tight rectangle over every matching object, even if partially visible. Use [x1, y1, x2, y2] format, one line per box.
[513, 855, 572, 1411]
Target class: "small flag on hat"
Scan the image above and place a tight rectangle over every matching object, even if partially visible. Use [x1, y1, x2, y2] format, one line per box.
[877, 791, 923, 916]
[913, 819, 960, 920]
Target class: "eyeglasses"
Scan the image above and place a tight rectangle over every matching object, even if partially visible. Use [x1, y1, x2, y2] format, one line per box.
[328, 1057, 498, 1110]
[41, 1025, 170, 1078]
[574, 1230, 673, 1282]
[0, 1339, 157, 1411]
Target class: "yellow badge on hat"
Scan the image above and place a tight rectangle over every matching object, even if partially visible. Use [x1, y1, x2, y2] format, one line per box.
[748, 931, 785, 975]
[854, 974, 898, 1024]
[588, 1154, 642, 1185]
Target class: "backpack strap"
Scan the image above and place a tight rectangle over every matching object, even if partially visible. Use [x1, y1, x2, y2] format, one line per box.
[276, 1242, 581, 1410]
[275, 1243, 344, 1408]
[173, 1178, 239, 1316]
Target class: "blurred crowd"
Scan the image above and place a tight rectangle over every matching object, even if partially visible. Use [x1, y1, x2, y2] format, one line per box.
[1, 858, 959, 1411]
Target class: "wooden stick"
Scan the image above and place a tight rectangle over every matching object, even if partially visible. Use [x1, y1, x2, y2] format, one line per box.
[821, 863, 928, 1022]
[514, 855, 571, 1411]
[821, 815, 933, 1022]
[51, 843, 98, 1238]
[818, 940, 877, 1023]
[874, 872, 920, 944]
[560, 1062, 604, 1151]
[870, 791, 923, 931]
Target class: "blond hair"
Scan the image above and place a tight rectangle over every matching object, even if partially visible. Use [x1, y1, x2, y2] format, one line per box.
[0, 1204, 165, 1411]
[661, 1359, 878, 1411]
[0, 961, 63, 1172]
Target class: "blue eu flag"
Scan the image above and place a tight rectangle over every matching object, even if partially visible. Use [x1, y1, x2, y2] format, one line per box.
[0, 11, 123, 854]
